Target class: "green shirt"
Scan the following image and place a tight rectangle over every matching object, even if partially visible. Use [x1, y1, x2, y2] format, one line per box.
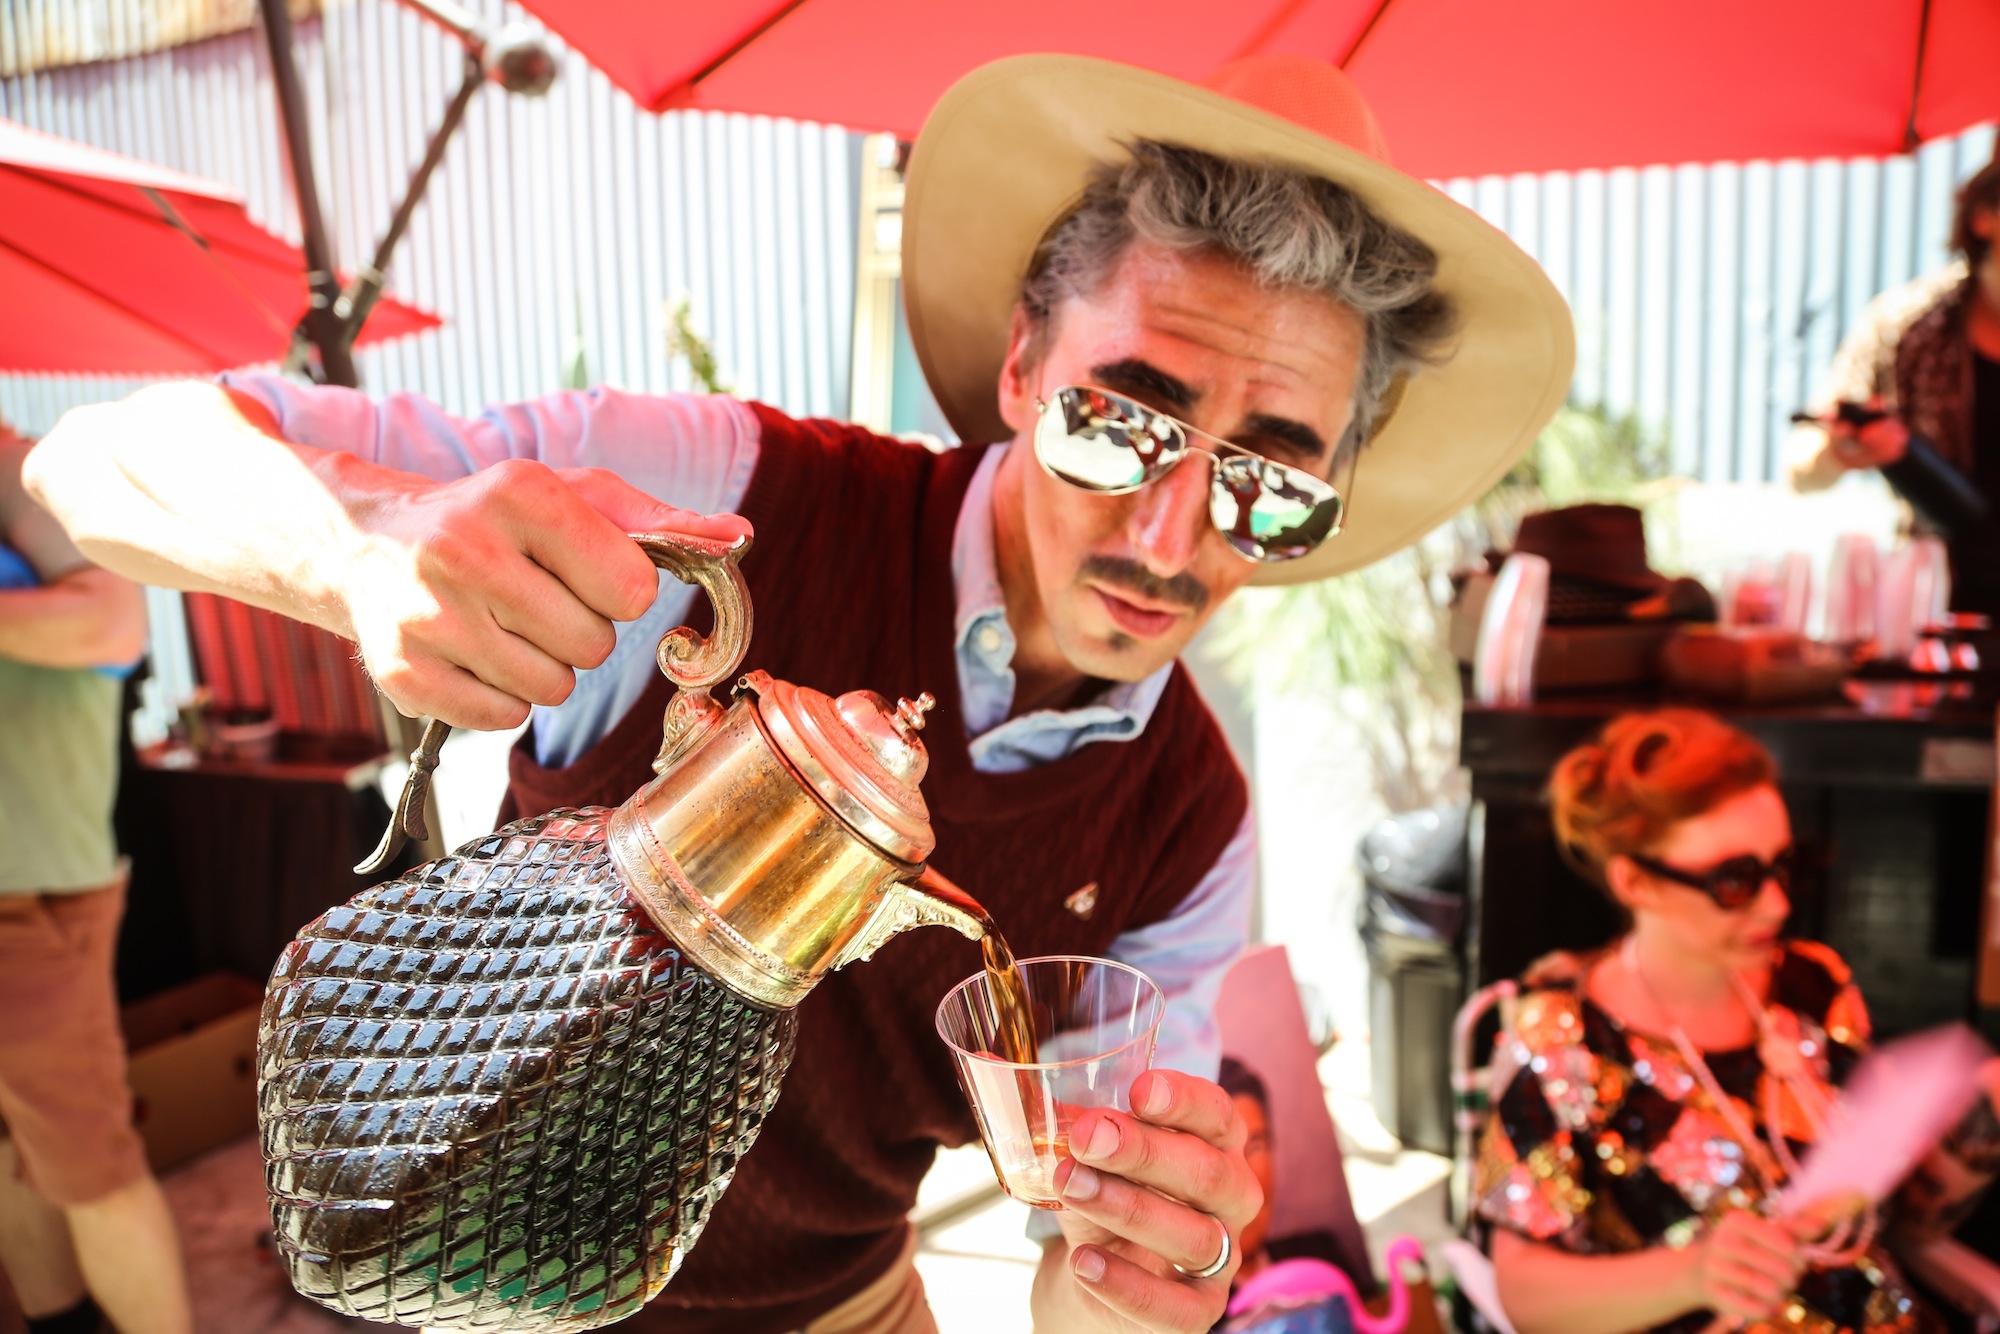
[0, 435, 124, 894]
[0, 654, 121, 893]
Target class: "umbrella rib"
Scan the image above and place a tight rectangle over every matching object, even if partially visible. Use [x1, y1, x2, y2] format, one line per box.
[1226, 0, 1324, 64]
[10, 168, 291, 267]
[140, 185, 293, 336]
[1337, 0, 1397, 68]
[1901, 0, 1933, 152]
[0, 234, 234, 368]
[684, 0, 813, 92]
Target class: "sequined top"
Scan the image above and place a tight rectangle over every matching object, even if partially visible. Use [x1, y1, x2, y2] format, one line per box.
[1474, 939, 1934, 1334]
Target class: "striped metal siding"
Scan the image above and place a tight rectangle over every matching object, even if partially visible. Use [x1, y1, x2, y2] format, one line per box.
[0, 0, 861, 433]
[1444, 125, 1998, 482]
[0, 0, 318, 77]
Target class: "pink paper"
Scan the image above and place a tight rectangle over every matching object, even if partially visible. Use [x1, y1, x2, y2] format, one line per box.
[1777, 1024, 1990, 1215]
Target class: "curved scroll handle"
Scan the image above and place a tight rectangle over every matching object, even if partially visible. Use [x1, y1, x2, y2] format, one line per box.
[637, 531, 754, 773]
[353, 530, 754, 877]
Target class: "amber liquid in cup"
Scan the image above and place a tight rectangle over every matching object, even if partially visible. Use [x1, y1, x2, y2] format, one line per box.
[937, 954, 1164, 1210]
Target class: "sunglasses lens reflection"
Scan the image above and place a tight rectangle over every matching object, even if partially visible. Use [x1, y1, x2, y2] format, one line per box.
[1039, 387, 1346, 563]
[1036, 389, 1181, 492]
[1208, 454, 1343, 562]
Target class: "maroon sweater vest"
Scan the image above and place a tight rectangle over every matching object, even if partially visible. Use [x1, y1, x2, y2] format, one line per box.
[500, 405, 1248, 1332]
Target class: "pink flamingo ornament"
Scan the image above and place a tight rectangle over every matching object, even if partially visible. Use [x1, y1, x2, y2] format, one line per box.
[1226, 1235, 1427, 1334]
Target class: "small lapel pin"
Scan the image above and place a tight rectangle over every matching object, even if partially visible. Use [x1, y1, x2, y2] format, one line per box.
[1064, 883, 1099, 919]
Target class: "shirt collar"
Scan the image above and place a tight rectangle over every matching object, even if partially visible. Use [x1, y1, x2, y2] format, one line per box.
[949, 443, 1174, 740]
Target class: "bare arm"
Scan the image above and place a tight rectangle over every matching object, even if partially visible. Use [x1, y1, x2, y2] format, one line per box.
[1493, 1211, 1806, 1334]
[1894, 1058, 2000, 1242]
[26, 380, 748, 729]
[27, 383, 394, 633]
[0, 565, 146, 669]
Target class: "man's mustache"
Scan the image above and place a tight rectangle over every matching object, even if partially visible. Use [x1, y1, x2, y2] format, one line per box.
[1079, 555, 1209, 615]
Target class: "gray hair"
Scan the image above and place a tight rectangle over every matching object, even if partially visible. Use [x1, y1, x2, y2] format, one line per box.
[1019, 139, 1455, 457]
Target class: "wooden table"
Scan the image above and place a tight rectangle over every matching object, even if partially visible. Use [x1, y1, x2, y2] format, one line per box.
[1459, 682, 1997, 1037]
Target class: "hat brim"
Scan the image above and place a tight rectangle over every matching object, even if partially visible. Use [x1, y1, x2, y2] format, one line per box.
[902, 54, 1576, 586]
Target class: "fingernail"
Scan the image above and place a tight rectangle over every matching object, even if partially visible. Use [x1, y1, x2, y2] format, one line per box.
[1073, 1247, 1106, 1283]
[1062, 1163, 1101, 1202]
[1140, 1074, 1172, 1117]
[1083, 1115, 1122, 1160]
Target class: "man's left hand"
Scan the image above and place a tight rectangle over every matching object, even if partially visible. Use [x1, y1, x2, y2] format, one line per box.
[1036, 1069, 1262, 1332]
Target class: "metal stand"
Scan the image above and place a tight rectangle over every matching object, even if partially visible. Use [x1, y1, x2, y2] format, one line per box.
[258, 0, 355, 387]
[254, 0, 554, 385]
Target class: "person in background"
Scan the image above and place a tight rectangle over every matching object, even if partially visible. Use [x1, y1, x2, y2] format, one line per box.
[1476, 708, 2000, 1334]
[0, 421, 188, 1334]
[1785, 151, 2000, 617]
[1218, 1057, 1354, 1287]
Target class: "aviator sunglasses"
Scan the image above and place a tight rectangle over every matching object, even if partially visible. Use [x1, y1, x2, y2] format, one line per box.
[1033, 385, 1354, 564]
[1626, 847, 1794, 911]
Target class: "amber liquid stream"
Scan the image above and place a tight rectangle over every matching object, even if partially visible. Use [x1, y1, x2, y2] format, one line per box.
[974, 913, 1038, 1066]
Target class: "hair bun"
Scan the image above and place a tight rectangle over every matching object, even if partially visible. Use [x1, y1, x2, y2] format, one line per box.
[1548, 709, 1774, 888]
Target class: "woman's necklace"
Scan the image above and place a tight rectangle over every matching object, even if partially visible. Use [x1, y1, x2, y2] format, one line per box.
[1619, 936, 1874, 1266]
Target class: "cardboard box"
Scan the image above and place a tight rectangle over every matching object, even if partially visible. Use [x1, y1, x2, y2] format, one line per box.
[119, 972, 264, 1173]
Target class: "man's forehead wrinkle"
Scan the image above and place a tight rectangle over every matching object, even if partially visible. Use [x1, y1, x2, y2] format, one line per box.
[1140, 284, 1350, 384]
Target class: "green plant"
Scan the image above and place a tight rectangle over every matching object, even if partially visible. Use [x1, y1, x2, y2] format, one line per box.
[562, 294, 590, 391]
[1213, 403, 1669, 810]
[1461, 405, 1672, 558]
[665, 297, 730, 394]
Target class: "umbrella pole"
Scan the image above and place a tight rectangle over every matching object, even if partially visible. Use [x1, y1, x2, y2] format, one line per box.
[336, 55, 484, 349]
[334, 5, 555, 349]
[257, 0, 358, 388]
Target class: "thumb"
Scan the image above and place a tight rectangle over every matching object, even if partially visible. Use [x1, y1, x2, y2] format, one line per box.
[556, 466, 754, 546]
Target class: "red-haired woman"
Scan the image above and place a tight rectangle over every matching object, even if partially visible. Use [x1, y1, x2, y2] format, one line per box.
[1474, 708, 2000, 1334]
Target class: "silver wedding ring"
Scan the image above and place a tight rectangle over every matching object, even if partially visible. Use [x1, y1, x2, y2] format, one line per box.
[1173, 1214, 1232, 1281]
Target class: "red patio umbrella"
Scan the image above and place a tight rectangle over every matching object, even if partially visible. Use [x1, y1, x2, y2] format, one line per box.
[0, 118, 440, 375]
[516, 0, 2000, 177]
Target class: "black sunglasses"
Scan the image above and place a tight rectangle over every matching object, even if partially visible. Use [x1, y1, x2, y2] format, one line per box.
[1627, 847, 1794, 911]
[1033, 386, 1353, 564]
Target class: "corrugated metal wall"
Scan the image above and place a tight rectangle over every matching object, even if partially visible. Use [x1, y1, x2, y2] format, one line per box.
[1, 0, 317, 76]
[0, 0, 862, 436]
[1443, 125, 1998, 482]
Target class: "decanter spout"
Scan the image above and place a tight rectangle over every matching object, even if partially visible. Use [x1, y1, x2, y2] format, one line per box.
[830, 866, 988, 971]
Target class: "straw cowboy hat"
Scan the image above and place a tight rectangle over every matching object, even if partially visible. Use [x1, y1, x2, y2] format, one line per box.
[902, 53, 1575, 585]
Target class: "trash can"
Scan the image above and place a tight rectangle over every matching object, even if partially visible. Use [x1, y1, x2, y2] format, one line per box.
[1358, 803, 1467, 1156]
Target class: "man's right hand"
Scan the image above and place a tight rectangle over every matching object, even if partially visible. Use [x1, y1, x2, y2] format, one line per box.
[1822, 400, 1909, 471]
[334, 458, 750, 731]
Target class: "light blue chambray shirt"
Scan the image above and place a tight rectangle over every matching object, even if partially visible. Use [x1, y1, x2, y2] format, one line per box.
[222, 375, 1256, 1080]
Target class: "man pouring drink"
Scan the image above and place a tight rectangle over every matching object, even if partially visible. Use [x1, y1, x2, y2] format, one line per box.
[27, 52, 1569, 1334]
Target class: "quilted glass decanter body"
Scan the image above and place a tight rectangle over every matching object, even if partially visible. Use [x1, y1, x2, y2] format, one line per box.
[256, 532, 990, 1329]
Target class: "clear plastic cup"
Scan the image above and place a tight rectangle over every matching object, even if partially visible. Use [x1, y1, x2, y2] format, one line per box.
[934, 955, 1164, 1209]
